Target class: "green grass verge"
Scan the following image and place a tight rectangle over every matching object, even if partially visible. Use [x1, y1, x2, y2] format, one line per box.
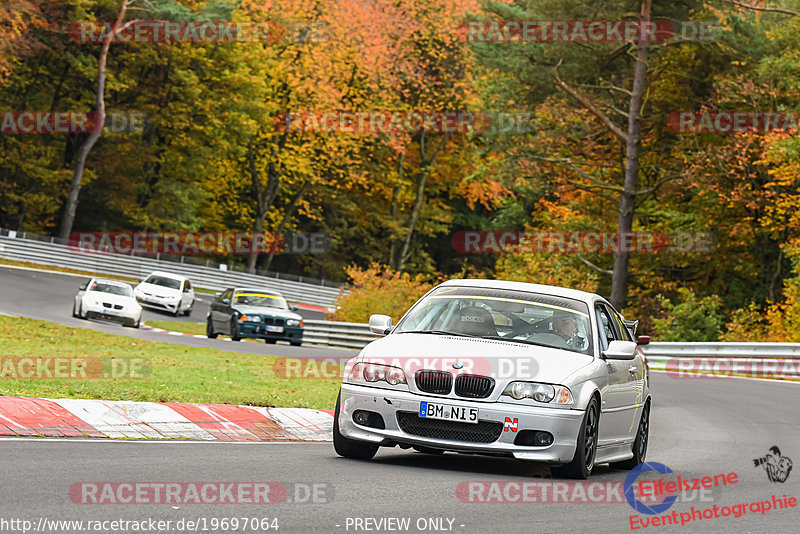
[146, 320, 205, 335]
[0, 316, 339, 408]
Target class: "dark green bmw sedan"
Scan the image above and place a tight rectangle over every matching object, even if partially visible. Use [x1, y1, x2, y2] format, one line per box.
[206, 288, 304, 345]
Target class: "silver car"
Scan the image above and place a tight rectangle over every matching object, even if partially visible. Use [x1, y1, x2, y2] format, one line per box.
[334, 279, 651, 479]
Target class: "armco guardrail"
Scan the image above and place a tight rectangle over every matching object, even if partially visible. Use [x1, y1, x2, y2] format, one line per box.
[298, 324, 800, 362]
[302, 320, 380, 349]
[0, 232, 344, 309]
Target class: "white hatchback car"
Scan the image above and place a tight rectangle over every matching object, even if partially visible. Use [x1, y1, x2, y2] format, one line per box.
[334, 279, 651, 479]
[73, 278, 142, 328]
[133, 271, 195, 316]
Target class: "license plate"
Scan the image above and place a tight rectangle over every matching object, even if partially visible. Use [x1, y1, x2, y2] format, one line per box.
[144, 297, 151, 302]
[266, 325, 284, 333]
[419, 401, 478, 424]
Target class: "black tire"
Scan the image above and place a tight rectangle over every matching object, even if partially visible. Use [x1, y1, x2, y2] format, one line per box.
[333, 391, 378, 460]
[72, 301, 79, 318]
[230, 318, 242, 341]
[78, 302, 87, 319]
[264, 339, 277, 344]
[133, 317, 140, 329]
[290, 341, 302, 347]
[612, 401, 650, 470]
[551, 396, 599, 479]
[172, 306, 180, 317]
[206, 317, 218, 339]
[184, 300, 194, 317]
[413, 445, 445, 455]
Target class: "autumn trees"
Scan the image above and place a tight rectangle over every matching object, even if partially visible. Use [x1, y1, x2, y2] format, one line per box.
[2, 0, 800, 340]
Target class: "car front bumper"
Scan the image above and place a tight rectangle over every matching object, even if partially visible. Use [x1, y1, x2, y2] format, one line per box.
[236, 322, 303, 342]
[83, 303, 140, 323]
[136, 296, 180, 312]
[339, 383, 584, 463]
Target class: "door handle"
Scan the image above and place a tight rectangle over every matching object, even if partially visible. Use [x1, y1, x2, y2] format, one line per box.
[628, 366, 637, 375]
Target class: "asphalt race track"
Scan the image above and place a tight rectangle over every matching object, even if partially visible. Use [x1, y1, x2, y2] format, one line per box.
[1, 266, 799, 532]
[0, 373, 797, 533]
[0, 265, 355, 360]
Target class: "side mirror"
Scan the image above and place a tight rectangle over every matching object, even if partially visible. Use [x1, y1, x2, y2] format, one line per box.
[79, 283, 87, 291]
[602, 340, 637, 360]
[290, 305, 299, 311]
[222, 299, 230, 305]
[637, 335, 650, 346]
[624, 319, 639, 337]
[369, 314, 392, 335]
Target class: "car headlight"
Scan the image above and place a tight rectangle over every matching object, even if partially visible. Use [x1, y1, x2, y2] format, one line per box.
[502, 382, 573, 405]
[239, 315, 260, 322]
[286, 319, 303, 327]
[350, 362, 407, 386]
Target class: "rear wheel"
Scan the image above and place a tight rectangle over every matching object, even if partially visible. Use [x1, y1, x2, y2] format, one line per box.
[290, 341, 302, 347]
[230, 318, 242, 341]
[333, 391, 378, 460]
[206, 317, 218, 339]
[264, 339, 277, 344]
[551, 396, 599, 479]
[612, 401, 649, 470]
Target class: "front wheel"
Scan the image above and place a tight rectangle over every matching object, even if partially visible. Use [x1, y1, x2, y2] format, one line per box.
[206, 317, 218, 339]
[230, 318, 242, 341]
[333, 391, 378, 460]
[612, 401, 649, 470]
[264, 339, 277, 344]
[551, 396, 599, 479]
[290, 341, 302, 347]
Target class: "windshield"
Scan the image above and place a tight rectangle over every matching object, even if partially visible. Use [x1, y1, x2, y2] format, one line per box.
[89, 282, 133, 297]
[233, 292, 289, 310]
[395, 285, 593, 354]
[144, 275, 182, 290]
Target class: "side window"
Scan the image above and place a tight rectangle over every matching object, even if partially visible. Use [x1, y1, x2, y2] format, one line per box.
[595, 306, 618, 350]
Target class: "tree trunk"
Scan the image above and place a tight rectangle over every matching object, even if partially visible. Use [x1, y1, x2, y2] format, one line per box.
[246, 137, 281, 273]
[609, 0, 651, 311]
[58, 0, 129, 240]
[263, 180, 310, 272]
[395, 134, 450, 271]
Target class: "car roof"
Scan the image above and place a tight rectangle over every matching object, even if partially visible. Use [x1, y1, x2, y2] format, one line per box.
[230, 288, 286, 297]
[145, 271, 189, 282]
[91, 278, 129, 287]
[437, 279, 602, 305]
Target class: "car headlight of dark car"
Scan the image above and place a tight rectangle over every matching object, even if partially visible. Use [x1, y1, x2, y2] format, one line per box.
[286, 319, 303, 327]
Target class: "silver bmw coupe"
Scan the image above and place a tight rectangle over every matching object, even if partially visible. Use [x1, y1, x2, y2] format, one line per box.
[334, 279, 651, 479]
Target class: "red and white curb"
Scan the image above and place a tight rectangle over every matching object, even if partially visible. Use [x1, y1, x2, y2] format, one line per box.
[0, 397, 334, 441]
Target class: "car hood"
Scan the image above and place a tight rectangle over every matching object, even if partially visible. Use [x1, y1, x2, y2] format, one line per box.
[359, 333, 594, 384]
[231, 305, 302, 321]
[85, 292, 138, 307]
[135, 282, 181, 297]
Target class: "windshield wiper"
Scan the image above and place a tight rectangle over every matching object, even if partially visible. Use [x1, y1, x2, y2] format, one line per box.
[480, 335, 556, 348]
[400, 330, 479, 338]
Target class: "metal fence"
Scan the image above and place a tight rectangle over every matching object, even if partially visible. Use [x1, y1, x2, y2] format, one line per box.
[300, 322, 800, 364]
[0, 230, 344, 309]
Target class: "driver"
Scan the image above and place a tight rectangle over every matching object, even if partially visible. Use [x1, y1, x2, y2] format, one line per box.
[552, 313, 580, 346]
